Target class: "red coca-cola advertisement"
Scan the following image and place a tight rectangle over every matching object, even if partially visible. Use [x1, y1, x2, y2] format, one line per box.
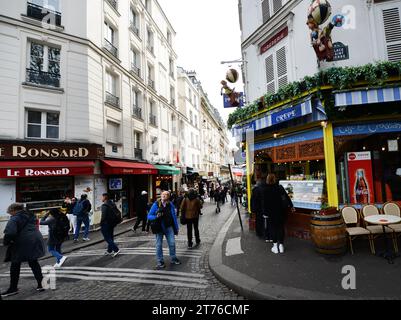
[347, 152, 375, 204]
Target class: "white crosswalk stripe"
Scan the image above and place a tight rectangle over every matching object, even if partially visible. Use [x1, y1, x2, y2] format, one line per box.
[68, 247, 202, 258]
[0, 266, 209, 289]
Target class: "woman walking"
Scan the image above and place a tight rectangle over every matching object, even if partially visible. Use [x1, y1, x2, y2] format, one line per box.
[40, 208, 70, 268]
[1, 203, 45, 298]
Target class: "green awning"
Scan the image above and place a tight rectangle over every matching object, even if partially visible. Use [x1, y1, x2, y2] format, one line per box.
[155, 165, 180, 176]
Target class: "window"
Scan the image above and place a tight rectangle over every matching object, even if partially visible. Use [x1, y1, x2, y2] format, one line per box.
[189, 110, 193, 124]
[194, 95, 197, 108]
[170, 86, 175, 106]
[106, 121, 120, 143]
[104, 22, 118, 57]
[131, 49, 140, 76]
[169, 58, 174, 78]
[28, 0, 61, 26]
[265, 45, 288, 94]
[188, 88, 192, 102]
[145, 0, 151, 13]
[261, 0, 282, 23]
[191, 132, 194, 146]
[192, 155, 195, 167]
[171, 115, 177, 136]
[151, 136, 158, 154]
[106, 71, 118, 96]
[134, 131, 142, 149]
[197, 155, 200, 169]
[167, 30, 172, 45]
[382, 6, 401, 62]
[130, 8, 140, 36]
[26, 110, 59, 139]
[147, 28, 154, 53]
[194, 115, 198, 128]
[27, 41, 60, 87]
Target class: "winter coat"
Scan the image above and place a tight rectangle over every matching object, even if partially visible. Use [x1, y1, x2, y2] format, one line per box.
[101, 200, 117, 226]
[136, 195, 148, 218]
[265, 184, 286, 225]
[3, 210, 45, 263]
[40, 214, 62, 246]
[180, 193, 202, 220]
[147, 200, 179, 235]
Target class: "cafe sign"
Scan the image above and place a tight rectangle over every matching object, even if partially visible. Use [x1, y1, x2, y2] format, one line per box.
[333, 42, 349, 61]
[0, 143, 104, 160]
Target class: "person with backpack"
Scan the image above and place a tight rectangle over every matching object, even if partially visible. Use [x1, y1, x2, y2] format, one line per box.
[100, 193, 121, 257]
[147, 191, 181, 269]
[40, 208, 69, 268]
[1, 203, 45, 298]
[73, 194, 92, 242]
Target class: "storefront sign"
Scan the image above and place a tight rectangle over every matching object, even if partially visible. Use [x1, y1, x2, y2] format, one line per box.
[334, 121, 401, 136]
[260, 27, 288, 55]
[0, 143, 104, 160]
[332, 42, 349, 61]
[223, 93, 244, 108]
[271, 105, 303, 126]
[0, 167, 93, 178]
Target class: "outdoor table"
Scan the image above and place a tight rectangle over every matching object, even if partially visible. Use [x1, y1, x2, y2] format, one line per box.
[364, 215, 401, 264]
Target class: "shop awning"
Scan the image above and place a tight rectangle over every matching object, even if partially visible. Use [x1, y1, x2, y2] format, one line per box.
[334, 86, 401, 108]
[102, 160, 157, 175]
[0, 161, 95, 178]
[154, 165, 180, 176]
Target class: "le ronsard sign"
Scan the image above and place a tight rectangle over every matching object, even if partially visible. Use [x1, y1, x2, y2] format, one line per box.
[260, 27, 288, 55]
[3, 167, 92, 178]
[0, 143, 104, 160]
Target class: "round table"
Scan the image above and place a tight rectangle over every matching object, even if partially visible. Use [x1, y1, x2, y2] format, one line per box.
[364, 215, 401, 264]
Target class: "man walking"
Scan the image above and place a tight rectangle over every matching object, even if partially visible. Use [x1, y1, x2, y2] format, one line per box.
[73, 194, 92, 242]
[133, 191, 149, 233]
[147, 191, 181, 269]
[180, 189, 202, 249]
[100, 193, 121, 257]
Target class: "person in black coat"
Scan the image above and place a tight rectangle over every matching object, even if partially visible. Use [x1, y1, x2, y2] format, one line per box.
[251, 175, 271, 242]
[1, 203, 45, 298]
[101, 193, 120, 257]
[133, 191, 150, 232]
[265, 174, 293, 254]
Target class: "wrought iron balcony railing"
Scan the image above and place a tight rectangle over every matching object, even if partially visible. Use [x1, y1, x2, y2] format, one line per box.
[103, 39, 118, 58]
[148, 79, 155, 89]
[133, 106, 142, 119]
[105, 91, 120, 108]
[131, 64, 141, 78]
[106, 0, 118, 11]
[149, 114, 157, 126]
[26, 68, 60, 87]
[130, 23, 140, 38]
[134, 148, 143, 160]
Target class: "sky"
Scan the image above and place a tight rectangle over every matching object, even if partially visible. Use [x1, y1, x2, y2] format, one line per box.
[158, 0, 244, 147]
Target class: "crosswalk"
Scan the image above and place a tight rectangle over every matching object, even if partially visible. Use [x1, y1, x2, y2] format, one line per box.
[0, 266, 209, 289]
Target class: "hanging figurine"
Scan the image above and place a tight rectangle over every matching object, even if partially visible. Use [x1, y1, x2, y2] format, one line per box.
[221, 80, 240, 107]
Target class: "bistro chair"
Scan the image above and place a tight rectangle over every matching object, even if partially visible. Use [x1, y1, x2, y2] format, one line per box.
[341, 206, 374, 254]
[383, 202, 401, 253]
[360, 204, 397, 253]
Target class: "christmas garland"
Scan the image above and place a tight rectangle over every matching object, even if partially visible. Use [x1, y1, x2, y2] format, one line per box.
[227, 61, 401, 129]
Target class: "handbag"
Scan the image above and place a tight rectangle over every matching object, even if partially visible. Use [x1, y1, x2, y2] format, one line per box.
[180, 211, 187, 225]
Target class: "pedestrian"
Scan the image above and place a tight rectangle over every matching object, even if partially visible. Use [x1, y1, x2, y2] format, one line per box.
[180, 189, 202, 249]
[73, 194, 92, 242]
[237, 184, 243, 206]
[63, 196, 77, 235]
[100, 193, 121, 257]
[147, 191, 181, 269]
[133, 191, 149, 233]
[174, 191, 185, 217]
[214, 187, 222, 213]
[1, 203, 45, 298]
[40, 208, 70, 268]
[265, 174, 290, 254]
[230, 186, 236, 206]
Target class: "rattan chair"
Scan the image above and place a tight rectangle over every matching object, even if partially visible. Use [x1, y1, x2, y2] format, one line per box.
[383, 202, 401, 253]
[341, 206, 373, 254]
[361, 204, 397, 252]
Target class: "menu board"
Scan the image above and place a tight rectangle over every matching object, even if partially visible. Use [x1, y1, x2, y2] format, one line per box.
[279, 180, 324, 210]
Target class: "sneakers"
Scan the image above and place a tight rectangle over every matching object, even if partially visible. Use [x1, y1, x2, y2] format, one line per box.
[36, 285, 45, 292]
[156, 262, 166, 270]
[54, 256, 68, 268]
[112, 250, 121, 258]
[271, 243, 279, 254]
[278, 244, 285, 253]
[104, 251, 113, 256]
[1, 288, 19, 298]
[73, 239, 79, 243]
[171, 258, 182, 265]
[265, 239, 273, 243]
[82, 238, 90, 242]
[188, 243, 193, 249]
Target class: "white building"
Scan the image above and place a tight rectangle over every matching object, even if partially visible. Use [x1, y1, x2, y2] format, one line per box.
[0, 0, 179, 235]
[239, 0, 401, 102]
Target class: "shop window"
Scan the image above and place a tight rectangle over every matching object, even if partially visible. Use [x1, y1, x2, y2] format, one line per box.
[26, 110, 59, 139]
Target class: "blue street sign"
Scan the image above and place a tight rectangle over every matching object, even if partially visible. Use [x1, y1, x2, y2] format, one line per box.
[223, 92, 244, 108]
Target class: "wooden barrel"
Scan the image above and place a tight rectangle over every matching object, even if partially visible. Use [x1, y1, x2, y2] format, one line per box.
[310, 213, 347, 255]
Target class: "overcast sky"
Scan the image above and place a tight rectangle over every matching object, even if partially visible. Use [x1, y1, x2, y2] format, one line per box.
[158, 0, 243, 145]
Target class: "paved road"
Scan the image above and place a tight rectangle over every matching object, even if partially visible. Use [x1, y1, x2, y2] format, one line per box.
[0, 200, 245, 300]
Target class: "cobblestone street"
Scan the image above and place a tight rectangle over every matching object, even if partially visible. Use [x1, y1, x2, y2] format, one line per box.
[0, 200, 245, 300]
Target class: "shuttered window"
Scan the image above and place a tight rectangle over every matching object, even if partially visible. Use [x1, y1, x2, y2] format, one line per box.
[382, 7, 401, 62]
[262, 0, 271, 23]
[276, 46, 288, 89]
[265, 46, 288, 94]
[265, 54, 275, 94]
[272, 0, 282, 14]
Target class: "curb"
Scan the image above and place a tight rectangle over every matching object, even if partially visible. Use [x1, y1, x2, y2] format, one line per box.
[208, 210, 349, 300]
[38, 218, 136, 261]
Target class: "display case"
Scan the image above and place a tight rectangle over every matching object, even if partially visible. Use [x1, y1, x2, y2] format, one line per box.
[279, 180, 324, 210]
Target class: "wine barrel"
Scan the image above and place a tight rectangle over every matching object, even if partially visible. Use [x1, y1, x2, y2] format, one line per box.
[310, 213, 347, 255]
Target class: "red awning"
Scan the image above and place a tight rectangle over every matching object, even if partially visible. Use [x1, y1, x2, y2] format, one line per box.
[0, 161, 95, 178]
[102, 160, 158, 175]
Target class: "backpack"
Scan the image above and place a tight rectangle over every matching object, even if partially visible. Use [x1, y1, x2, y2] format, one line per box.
[54, 215, 70, 242]
[72, 200, 84, 216]
[105, 203, 122, 227]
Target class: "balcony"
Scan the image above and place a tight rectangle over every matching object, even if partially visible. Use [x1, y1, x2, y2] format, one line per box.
[131, 64, 141, 78]
[26, 68, 60, 88]
[149, 114, 157, 126]
[147, 45, 154, 54]
[148, 79, 155, 90]
[103, 39, 118, 58]
[105, 92, 120, 108]
[134, 148, 143, 160]
[130, 23, 140, 38]
[27, 2, 61, 26]
[133, 106, 142, 119]
[106, 0, 118, 11]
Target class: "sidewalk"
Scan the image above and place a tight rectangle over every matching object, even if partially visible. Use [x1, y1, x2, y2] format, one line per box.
[0, 219, 136, 265]
[209, 207, 401, 300]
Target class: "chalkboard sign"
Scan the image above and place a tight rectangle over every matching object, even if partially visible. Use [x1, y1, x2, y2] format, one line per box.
[333, 42, 349, 61]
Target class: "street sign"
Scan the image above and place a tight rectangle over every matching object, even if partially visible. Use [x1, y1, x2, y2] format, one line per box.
[223, 92, 244, 108]
[333, 42, 349, 61]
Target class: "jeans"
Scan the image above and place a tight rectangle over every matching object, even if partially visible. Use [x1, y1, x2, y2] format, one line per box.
[48, 244, 63, 263]
[101, 225, 119, 253]
[9, 260, 43, 290]
[186, 218, 200, 246]
[74, 215, 90, 240]
[155, 227, 177, 264]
